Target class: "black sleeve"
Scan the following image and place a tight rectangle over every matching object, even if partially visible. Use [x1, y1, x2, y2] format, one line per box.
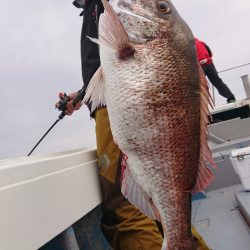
[80, 0, 104, 89]
[76, 0, 104, 113]
[205, 43, 213, 57]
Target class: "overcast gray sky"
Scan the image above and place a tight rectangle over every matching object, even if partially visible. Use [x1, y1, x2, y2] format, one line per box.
[1, 0, 250, 160]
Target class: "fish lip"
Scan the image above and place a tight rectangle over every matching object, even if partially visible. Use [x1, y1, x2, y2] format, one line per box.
[119, 5, 154, 23]
[110, 0, 157, 43]
[128, 33, 154, 43]
[110, 0, 155, 23]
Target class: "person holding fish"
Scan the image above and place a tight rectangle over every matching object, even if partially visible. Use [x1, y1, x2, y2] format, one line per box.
[60, 0, 212, 249]
[195, 37, 236, 103]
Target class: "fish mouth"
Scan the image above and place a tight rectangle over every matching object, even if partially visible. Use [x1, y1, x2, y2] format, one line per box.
[109, 0, 157, 43]
[110, 0, 154, 23]
[116, 0, 153, 22]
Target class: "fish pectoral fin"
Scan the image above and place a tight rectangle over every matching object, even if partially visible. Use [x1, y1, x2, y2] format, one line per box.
[83, 66, 106, 113]
[99, 0, 135, 60]
[121, 156, 159, 220]
[193, 66, 217, 194]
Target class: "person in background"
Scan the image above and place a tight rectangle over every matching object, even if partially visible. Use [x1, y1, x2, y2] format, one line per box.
[55, 1, 211, 249]
[195, 37, 236, 103]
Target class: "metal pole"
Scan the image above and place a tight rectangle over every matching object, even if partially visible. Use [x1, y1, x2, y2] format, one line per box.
[241, 75, 250, 98]
[212, 85, 215, 105]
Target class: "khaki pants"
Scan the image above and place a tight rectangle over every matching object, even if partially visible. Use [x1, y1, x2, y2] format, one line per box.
[95, 107, 210, 250]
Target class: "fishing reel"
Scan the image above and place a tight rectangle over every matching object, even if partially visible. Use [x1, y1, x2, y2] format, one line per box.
[55, 92, 71, 119]
[56, 88, 86, 119]
[56, 92, 70, 112]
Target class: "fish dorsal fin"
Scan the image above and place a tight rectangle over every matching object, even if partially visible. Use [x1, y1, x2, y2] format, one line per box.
[121, 155, 160, 221]
[192, 65, 217, 194]
[83, 66, 106, 113]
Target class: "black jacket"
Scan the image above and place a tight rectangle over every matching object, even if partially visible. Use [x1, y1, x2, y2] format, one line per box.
[74, 0, 104, 113]
[80, 0, 104, 88]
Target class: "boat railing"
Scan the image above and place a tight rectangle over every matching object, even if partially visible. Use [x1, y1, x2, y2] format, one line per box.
[0, 148, 101, 250]
[211, 63, 250, 106]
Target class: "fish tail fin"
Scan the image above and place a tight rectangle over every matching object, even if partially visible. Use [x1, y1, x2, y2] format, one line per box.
[193, 65, 217, 194]
[83, 66, 106, 113]
[98, 0, 135, 59]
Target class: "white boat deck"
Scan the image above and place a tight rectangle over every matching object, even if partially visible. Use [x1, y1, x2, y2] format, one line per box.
[210, 98, 250, 115]
[192, 185, 250, 250]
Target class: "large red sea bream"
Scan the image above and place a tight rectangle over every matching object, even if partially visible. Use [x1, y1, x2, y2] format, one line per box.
[84, 0, 216, 249]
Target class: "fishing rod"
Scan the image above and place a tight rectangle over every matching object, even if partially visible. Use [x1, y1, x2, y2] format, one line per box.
[27, 88, 86, 156]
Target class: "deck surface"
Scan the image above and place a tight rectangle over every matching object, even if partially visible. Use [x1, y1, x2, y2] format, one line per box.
[192, 185, 250, 250]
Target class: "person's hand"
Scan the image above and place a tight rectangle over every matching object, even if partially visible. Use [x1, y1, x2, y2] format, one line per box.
[55, 91, 83, 116]
[65, 92, 83, 116]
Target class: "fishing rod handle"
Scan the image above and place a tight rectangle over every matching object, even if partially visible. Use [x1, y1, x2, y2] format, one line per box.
[73, 87, 86, 106]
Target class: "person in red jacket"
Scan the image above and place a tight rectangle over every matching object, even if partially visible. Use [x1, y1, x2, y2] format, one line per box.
[195, 38, 236, 103]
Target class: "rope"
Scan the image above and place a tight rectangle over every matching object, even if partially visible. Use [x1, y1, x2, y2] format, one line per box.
[218, 62, 250, 74]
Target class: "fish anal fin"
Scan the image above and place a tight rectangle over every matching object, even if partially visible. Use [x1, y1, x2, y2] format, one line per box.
[193, 65, 217, 194]
[83, 66, 106, 113]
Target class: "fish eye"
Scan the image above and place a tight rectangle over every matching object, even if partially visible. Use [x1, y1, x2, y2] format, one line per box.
[157, 1, 171, 14]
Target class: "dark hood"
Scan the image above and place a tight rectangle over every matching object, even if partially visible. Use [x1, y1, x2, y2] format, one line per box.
[72, 0, 85, 8]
